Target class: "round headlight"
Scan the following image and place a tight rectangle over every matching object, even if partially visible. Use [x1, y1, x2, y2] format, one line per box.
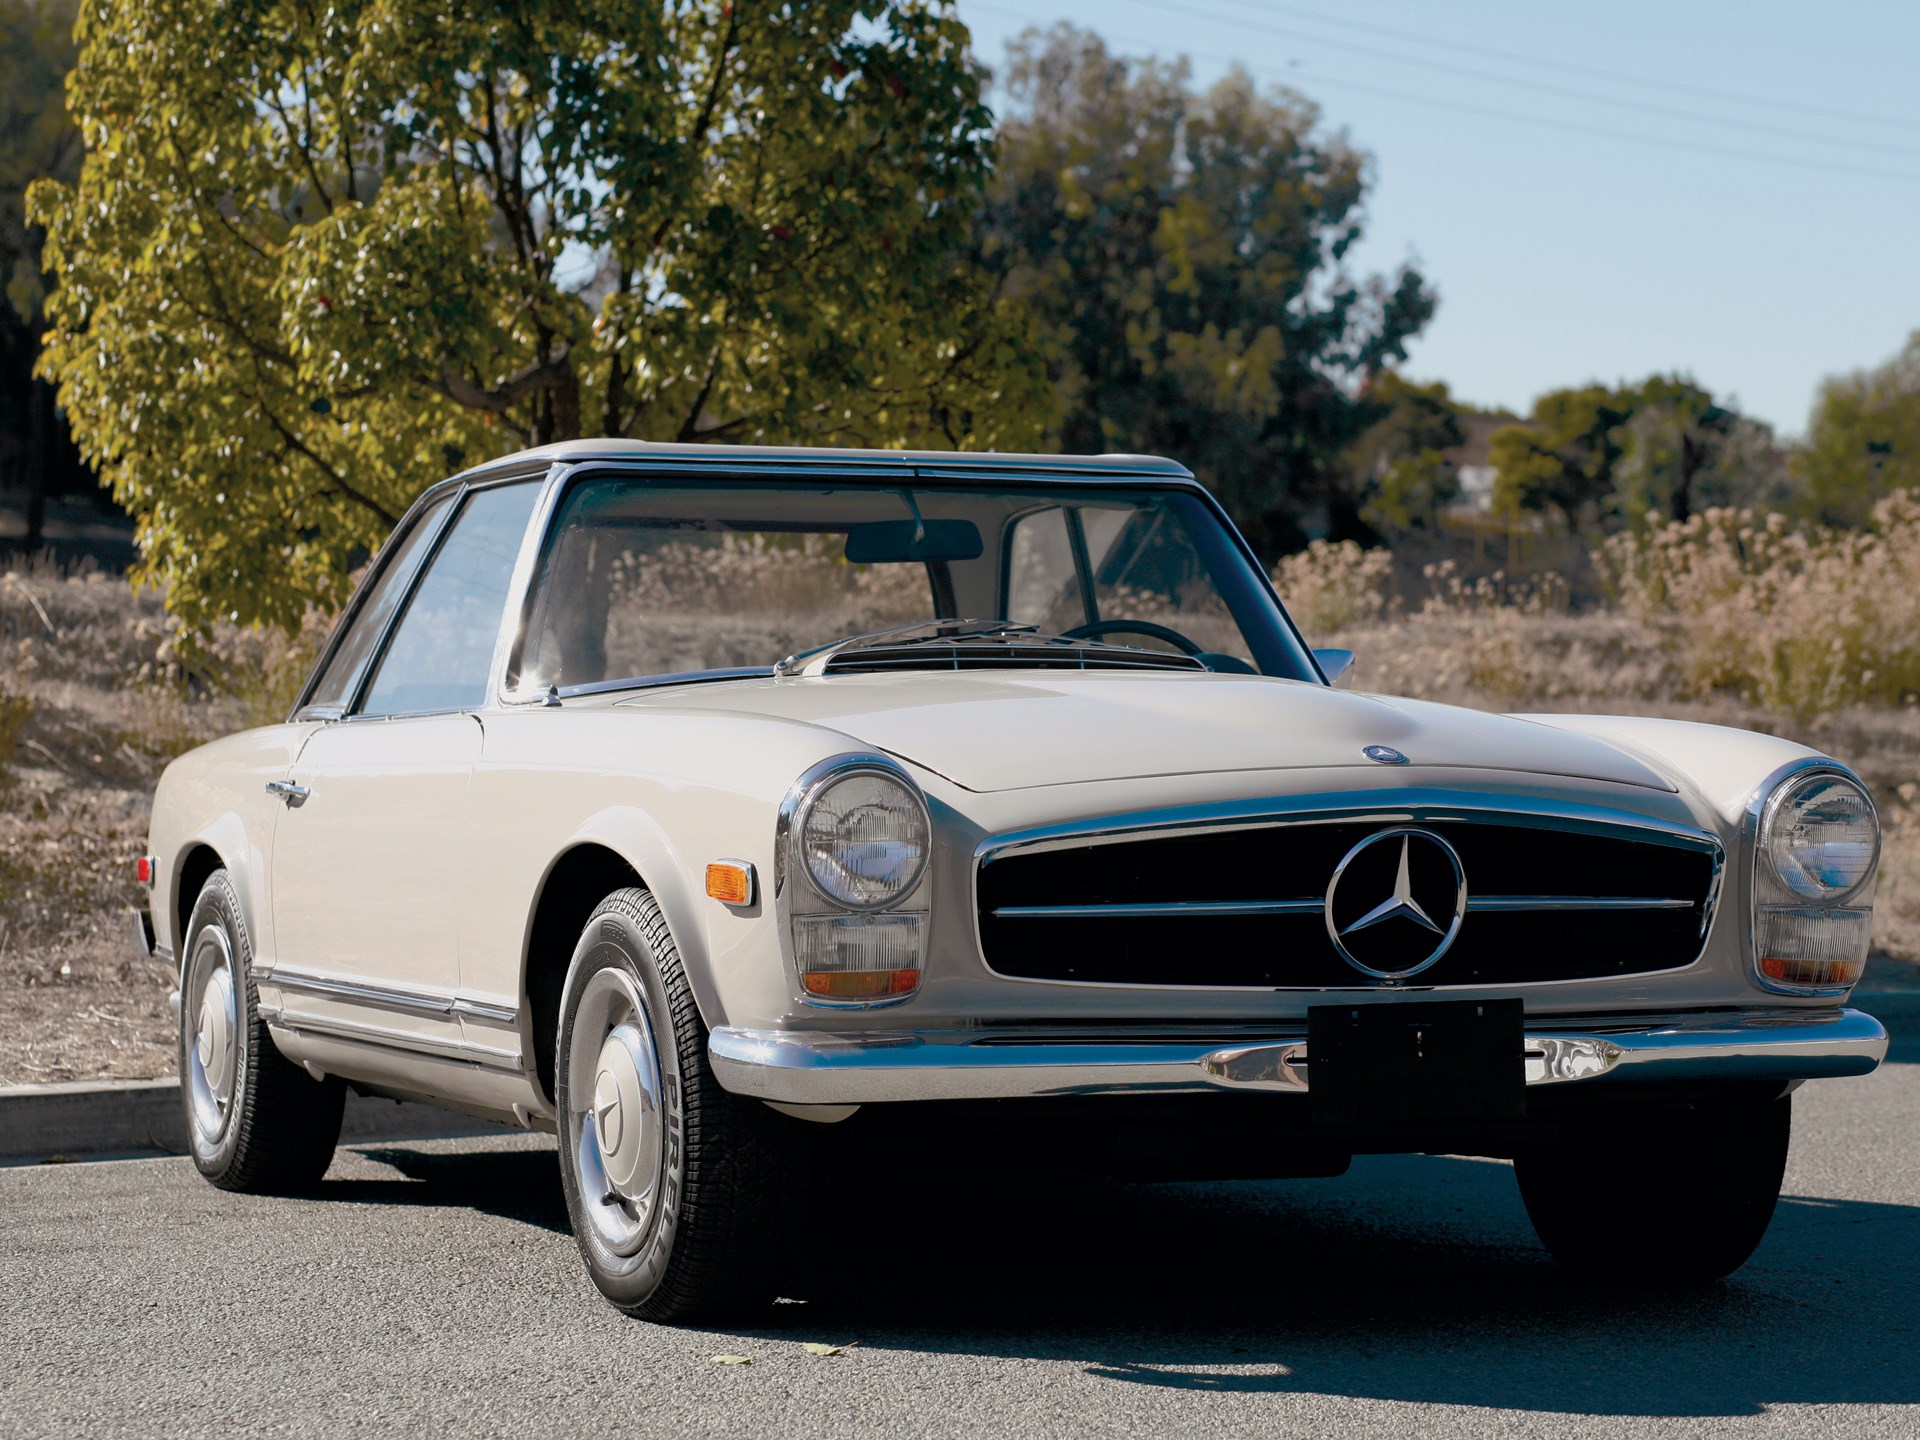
[799, 770, 930, 910]
[1759, 772, 1879, 904]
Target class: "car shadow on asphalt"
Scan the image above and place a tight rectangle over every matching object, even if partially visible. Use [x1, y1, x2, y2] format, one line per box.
[320, 1144, 572, 1236]
[748, 1148, 1920, 1418]
[311, 1128, 1920, 1417]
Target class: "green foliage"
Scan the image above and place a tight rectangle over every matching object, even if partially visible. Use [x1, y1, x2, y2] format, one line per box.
[1489, 374, 1776, 534]
[977, 25, 1436, 556]
[1346, 372, 1464, 535]
[1797, 330, 1920, 529]
[30, 0, 1051, 635]
[1488, 384, 1631, 531]
[0, 0, 78, 326]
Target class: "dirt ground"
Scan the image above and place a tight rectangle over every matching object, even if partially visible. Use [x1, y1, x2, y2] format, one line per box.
[2, 566, 1916, 1086]
[1, 563, 304, 1084]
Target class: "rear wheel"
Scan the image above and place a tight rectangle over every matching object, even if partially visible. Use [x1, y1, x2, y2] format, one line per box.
[555, 888, 803, 1322]
[1515, 1093, 1791, 1282]
[180, 869, 344, 1191]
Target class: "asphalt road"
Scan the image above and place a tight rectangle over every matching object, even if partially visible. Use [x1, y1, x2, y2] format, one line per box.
[6, 1015, 1920, 1438]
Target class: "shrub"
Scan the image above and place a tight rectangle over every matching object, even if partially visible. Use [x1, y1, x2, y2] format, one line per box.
[0, 680, 28, 770]
[1272, 540, 1393, 635]
[1596, 493, 1920, 719]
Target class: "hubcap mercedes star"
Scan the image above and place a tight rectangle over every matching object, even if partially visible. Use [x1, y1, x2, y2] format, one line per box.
[1324, 827, 1469, 981]
[186, 924, 240, 1141]
[568, 968, 666, 1257]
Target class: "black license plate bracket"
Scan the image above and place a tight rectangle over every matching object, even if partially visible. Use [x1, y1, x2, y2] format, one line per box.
[1307, 998, 1526, 1128]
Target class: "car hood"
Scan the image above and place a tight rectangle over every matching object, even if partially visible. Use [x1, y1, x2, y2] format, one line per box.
[617, 671, 1674, 794]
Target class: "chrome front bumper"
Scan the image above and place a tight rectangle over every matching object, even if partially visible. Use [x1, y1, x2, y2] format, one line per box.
[708, 1007, 1888, 1106]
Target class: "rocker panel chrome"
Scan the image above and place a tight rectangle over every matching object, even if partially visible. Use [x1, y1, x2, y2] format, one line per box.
[708, 1008, 1886, 1105]
[257, 965, 518, 1024]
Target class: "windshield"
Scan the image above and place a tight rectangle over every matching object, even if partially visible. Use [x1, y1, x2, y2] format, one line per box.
[508, 474, 1316, 695]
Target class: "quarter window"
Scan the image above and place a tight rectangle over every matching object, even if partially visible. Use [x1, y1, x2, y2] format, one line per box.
[301, 494, 452, 716]
[358, 482, 540, 717]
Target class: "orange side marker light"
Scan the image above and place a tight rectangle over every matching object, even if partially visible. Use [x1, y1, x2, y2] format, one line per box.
[706, 860, 755, 907]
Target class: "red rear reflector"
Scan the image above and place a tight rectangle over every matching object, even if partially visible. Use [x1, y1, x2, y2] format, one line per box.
[134, 856, 155, 887]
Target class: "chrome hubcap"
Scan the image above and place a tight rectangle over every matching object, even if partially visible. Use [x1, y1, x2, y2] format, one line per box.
[568, 967, 665, 1257]
[186, 924, 239, 1142]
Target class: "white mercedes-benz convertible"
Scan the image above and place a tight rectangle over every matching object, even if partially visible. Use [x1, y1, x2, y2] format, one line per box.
[144, 441, 1886, 1318]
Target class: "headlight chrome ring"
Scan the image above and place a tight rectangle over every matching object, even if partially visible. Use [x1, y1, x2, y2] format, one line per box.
[783, 755, 932, 913]
[1748, 759, 1880, 996]
[1756, 768, 1880, 907]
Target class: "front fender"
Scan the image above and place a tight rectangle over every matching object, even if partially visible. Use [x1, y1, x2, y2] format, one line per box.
[547, 805, 727, 1029]
[1509, 715, 1829, 830]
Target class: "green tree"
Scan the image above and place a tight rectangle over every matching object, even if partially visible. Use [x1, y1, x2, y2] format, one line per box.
[1344, 372, 1464, 536]
[31, 0, 1050, 633]
[1607, 375, 1737, 525]
[1797, 331, 1920, 528]
[1488, 385, 1630, 533]
[1, 0, 83, 552]
[1490, 374, 1765, 533]
[978, 25, 1436, 556]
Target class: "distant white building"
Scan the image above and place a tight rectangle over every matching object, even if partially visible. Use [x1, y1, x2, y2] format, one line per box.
[1454, 464, 1497, 514]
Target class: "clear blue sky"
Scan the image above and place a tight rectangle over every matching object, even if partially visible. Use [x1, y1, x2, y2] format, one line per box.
[953, 0, 1920, 436]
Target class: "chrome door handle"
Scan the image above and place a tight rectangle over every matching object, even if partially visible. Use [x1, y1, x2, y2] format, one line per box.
[265, 780, 311, 806]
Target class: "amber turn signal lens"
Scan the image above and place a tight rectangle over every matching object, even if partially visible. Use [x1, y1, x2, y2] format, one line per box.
[705, 861, 754, 906]
[1760, 955, 1864, 987]
[800, 969, 921, 999]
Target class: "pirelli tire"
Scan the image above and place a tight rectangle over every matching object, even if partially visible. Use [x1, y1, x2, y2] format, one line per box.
[554, 887, 805, 1322]
[1515, 1092, 1791, 1283]
[179, 868, 345, 1192]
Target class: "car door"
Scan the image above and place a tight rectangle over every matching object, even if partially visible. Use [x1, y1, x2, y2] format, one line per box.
[268, 479, 541, 1066]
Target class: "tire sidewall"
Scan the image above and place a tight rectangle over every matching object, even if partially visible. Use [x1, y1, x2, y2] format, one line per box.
[555, 902, 689, 1309]
[180, 872, 255, 1175]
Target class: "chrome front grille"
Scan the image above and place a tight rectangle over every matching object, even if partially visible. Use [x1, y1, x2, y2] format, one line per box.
[974, 804, 1723, 988]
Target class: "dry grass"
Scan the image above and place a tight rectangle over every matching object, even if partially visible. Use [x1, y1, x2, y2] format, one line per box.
[0, 559, 317, 1083]
[1282, 523, 1920, 963]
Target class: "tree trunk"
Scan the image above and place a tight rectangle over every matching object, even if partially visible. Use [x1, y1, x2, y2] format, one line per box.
[550, 365, 582, 442]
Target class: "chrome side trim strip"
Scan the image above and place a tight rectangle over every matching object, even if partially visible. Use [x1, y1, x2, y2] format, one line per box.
[265, 1009, 523, 1070]
[257, 967, 518, 1025]
[707, 1008, 1886, 1105]
[991, 896, 1698, 920]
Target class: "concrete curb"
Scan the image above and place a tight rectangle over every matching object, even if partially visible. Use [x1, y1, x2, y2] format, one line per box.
[0, 1079, 511, 1165]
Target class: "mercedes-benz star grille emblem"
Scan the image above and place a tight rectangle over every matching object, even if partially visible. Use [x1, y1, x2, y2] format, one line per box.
[1324, 827, 1468, 981]
[1362, 745, 1409, 765]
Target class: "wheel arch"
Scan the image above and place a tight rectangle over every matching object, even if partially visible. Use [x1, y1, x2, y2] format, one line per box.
[519, 815, 720, 1110]
[169, 822, 251, 973]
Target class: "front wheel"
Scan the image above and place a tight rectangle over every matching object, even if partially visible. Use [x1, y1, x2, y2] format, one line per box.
[555, 888, 802, 1321]
[180, 869, 344, 1191]
[1515, 1093, 1791, 1283]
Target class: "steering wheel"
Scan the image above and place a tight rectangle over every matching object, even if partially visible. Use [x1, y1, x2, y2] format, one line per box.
[1061, 618, 1206, 656]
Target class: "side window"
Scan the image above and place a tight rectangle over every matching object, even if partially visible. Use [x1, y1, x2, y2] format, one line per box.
[1003, 506, 1086, 631]
[301, 495, 452, 716]
[359, 483, 541, 717]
